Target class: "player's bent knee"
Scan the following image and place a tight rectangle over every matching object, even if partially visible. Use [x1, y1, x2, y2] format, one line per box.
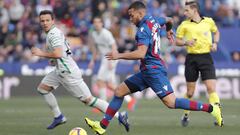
[37, 84, 53, 95]
[37, 87, 50, 95]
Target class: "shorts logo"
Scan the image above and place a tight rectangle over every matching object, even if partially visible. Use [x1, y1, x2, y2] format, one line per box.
[163, 85, 168, 91]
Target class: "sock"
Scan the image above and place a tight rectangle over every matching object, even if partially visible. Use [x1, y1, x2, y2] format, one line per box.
[99, 88, 107, 101]
[88, 97, 119, 118]
[175, 98, 213, 113]
[43, 92, 61, 117]
[209, 92, 220, 104]
[100, 96, 124, 129]
[124, 95, 132, 103]
[183, 94, 192, 115]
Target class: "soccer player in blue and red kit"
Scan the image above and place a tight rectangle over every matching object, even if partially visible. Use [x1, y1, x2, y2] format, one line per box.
[85, 1, 223, 134]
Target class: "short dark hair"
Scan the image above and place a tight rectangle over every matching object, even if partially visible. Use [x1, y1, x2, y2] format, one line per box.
[128, 1, 146, 10]
[39, 10, 54, 19]
[185, 1, 200, 12]
[93, 16, 103, 23]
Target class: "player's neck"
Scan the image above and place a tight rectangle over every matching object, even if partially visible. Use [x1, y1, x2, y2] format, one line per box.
[191, 14, 202, 23]
[96, 27, 103, 33]
[46, 25, 55, 33]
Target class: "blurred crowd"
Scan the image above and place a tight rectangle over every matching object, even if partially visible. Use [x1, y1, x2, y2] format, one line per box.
[0, 0, 240, 64]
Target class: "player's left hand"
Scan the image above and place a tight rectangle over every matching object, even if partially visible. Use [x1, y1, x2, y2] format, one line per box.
[211, 43, 218, 52]
[105, 51, 119, 60]
[31, 47, 43, 56]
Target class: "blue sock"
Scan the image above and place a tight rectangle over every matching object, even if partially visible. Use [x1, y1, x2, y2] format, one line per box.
[108, 96, 124, 110]
[101, 96, 124, 128]
[175, 98, 211, 112]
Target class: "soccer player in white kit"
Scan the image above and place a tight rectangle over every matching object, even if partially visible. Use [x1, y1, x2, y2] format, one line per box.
[88, 16, 136, 111]
[31, 10, 129, 130]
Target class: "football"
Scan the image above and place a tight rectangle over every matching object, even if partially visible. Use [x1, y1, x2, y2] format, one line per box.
[68, 127, 87, 135]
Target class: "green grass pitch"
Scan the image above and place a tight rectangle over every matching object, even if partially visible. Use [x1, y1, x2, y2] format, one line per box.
[0, 97, 239, 135]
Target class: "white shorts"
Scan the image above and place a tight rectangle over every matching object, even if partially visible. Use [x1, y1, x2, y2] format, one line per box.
[41, 70, 92, 100]
[97, 58, 118, 83]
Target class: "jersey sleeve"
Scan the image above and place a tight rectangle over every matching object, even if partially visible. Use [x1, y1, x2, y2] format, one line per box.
[48, 31, 64, 48]
[176, 23, 185, 38]
[156, 17, 166, 26]
[136, 26, 150, 47]
[209, 18, 218, 33]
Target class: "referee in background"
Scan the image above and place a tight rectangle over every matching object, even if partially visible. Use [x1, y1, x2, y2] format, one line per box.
[175, 0, 222, 127]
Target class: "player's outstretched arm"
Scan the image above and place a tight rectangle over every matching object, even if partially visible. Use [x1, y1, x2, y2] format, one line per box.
[106, 45, 147, 60]
[31, 46, 63, 58]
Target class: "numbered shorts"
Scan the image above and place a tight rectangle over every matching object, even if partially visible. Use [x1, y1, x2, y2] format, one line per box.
[41, 70, 92, 100]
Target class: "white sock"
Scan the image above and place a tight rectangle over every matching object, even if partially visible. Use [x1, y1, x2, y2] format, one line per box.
[89, 97, 119, 118]
[99, 88, 107, 101]
[43, 92, 61, 118]
[124, 95, 132, 103]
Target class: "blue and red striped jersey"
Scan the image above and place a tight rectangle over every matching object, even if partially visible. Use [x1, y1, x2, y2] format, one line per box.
[135, 15, 167, 71]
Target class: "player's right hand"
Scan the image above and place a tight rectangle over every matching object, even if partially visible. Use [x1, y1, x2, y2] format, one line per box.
[31, 47, 43, 56]
[185, 39, 196, 46]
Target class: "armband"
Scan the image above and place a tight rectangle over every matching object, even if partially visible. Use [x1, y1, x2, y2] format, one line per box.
[166, 22, 172, 31]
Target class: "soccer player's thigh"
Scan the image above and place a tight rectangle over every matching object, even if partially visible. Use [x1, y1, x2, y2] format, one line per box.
[61, 72, 92, 100]
[41, 70, 61, 90]
[145, 72, 173, 99]
[124, 72, 148, 93]
[184, 56, 199, 82]
[199, 55, 216, 81]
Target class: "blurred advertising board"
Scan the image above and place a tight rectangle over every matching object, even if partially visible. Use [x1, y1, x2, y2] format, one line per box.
[0, 73, 239, 100]
[0, 59, 239, 100]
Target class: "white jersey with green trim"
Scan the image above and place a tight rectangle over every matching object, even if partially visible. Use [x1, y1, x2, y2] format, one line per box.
[46, 26, 79, 73]
[91, 28, 116, 57]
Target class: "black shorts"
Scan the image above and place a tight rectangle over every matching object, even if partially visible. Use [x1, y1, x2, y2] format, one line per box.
[185, 53, 216, 82]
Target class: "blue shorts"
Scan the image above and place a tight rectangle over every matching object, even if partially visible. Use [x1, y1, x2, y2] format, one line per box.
[124, 69, 173, 99]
